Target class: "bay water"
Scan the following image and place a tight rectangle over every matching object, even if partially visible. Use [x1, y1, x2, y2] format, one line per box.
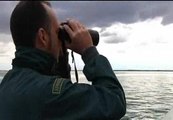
[1, 70, 173, 120]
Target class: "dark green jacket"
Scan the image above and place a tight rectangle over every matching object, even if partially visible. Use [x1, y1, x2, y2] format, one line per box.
[0, 46, 126, 120]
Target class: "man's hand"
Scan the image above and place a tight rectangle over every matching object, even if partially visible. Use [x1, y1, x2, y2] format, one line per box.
[64, 19, 93, 55]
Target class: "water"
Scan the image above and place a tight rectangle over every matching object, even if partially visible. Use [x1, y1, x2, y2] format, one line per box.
[115, 71, 173, 120]
[71, 71, 173, 120]
[1, 71, 173, 120]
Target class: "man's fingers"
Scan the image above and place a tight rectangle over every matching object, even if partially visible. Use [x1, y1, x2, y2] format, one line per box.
[67, 19, 79, 31]
[64, 24, 73, 39]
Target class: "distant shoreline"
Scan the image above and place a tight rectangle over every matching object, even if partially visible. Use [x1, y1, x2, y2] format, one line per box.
[114, 70, 173, 72]
[72, 70, 173, 72]
[1, 70, 173, 72]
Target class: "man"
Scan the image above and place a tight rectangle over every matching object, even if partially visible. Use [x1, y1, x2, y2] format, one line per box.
[0, 1, 126, 120]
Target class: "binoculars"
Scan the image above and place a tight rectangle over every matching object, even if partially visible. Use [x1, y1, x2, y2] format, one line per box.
[58, 22, 99, 46]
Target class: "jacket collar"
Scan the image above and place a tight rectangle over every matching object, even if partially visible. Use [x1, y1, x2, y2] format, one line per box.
[12, 46, 58, 76]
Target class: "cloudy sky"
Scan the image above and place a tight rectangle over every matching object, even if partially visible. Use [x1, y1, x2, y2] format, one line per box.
[1, 1, 173, 70]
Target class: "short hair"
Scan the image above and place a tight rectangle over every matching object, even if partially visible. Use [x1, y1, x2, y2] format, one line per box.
[10, 1, 52, 47]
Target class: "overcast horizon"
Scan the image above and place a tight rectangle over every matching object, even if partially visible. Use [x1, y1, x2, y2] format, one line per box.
[1, 1, 173, 70]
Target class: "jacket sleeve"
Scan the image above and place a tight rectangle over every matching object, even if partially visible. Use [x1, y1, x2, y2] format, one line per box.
[42, 46, 126, 120]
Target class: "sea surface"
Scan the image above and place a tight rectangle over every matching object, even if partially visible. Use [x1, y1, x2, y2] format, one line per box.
[1, 70, 173, 120]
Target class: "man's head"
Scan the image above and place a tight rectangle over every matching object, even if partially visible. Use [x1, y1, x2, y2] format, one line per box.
[10, 1, 62, 58]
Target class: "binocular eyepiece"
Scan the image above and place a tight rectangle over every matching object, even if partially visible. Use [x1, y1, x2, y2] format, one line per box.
[58, 22, 99, 46]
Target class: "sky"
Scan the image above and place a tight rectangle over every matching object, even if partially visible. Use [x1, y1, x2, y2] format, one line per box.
[1, 1, 173, 70]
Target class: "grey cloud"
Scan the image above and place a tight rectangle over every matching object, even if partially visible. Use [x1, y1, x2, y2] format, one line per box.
[0, 55, 9, 57]
[100, 24, 131, 44]
[51, 1, 140, 27]
[161, 9, 173, 25]
[0, 2, 18, 35]
[0, 50, 6, 54]
[101, 31, 117, 37]
[102, 34, 126, 44]
[136, 1, 173, 25]
[0, 1, 173, 41]
[0, 12, 10, 34]
[50, 1, 173, 44]
[0, 47, 8, 55]
[51, 1, 173, 27]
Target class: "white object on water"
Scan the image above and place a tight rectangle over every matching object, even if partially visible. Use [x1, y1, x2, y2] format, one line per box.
[163, 108, 173, 120]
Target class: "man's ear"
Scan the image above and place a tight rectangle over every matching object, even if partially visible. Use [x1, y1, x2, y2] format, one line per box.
[35, 28, 49, 50]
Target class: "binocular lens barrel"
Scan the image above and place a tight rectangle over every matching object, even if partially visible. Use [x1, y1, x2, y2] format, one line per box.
[58, 28, 99, 46]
